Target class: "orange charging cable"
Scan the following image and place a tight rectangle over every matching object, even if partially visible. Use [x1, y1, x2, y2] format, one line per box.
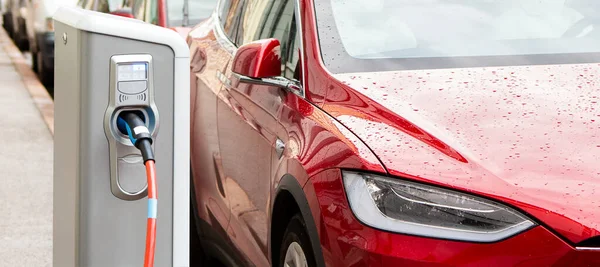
[118, 112, 157, 267]
[144, 160, 158, 267]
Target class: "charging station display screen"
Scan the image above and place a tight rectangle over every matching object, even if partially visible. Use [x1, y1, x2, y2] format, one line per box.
[117, 63, 148, 81]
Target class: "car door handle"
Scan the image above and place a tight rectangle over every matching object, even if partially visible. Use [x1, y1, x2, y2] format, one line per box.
[275, 138, 285, 159]
[216, 70, 231, 88]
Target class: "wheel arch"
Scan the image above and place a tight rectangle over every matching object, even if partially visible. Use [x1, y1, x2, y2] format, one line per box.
[270, 173, 326, 267]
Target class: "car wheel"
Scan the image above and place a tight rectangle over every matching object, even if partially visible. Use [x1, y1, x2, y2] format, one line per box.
[279, 214, 316, 267]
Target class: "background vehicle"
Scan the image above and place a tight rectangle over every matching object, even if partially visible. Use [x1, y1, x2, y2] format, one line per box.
[78, 0, 215, 36]
[167, 0, 216, 37]
[189, 0, 600, 266]
[77, 0, 163, 25]
[25, 0, 77, 86]
[9, 0, 28, 50]
[2, 0, 14, 37]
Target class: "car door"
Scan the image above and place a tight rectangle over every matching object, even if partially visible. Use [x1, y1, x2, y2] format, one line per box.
[216, 0, 298, 265]
[189, 0, 246, 263]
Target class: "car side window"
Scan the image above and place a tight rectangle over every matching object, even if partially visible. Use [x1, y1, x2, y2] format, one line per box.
[218, 0, 245, 44]
[284, 18, 301, 82]
[237, 0, 300, 81]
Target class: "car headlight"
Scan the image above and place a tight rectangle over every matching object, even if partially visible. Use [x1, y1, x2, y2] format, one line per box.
[343, 172, 536, 242]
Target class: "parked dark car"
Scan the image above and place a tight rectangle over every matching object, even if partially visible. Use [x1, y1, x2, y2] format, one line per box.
[25, 0, 77, 87]
[2, 0, 14, 38]
[5, 0, 29, 50]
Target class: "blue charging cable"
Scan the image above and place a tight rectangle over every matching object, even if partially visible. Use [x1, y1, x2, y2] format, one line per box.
[117, 116, 137, 145]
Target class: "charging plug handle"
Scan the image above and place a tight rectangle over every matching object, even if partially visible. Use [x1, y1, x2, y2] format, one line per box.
[137, 139, 155, 163]
[118, 112, 155, 163]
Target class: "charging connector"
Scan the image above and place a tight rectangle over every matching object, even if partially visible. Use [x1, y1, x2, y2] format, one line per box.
[117, 112, 155, 163]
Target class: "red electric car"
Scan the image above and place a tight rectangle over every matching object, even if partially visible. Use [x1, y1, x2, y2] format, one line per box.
[189, 0, 600, 266]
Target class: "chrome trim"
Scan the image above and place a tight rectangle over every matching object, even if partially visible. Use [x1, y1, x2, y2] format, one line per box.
[576, 247, 600, 251]
[234, 73, 303, 96]
[294, 0, 307, 98]
[213, 1, 237, 54]
[275, 138, 286, 159]
[287, 81, 303, 97]
[216, 70, 231, 88]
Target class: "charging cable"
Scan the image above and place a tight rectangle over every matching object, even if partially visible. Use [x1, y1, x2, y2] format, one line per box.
[117, 112, 157, 267]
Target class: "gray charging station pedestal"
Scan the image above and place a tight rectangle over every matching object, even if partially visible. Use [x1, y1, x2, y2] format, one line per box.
[53, 7, 189, 267]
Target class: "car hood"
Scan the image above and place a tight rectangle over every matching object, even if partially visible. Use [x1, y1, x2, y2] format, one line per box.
[325, 64, 600, 244]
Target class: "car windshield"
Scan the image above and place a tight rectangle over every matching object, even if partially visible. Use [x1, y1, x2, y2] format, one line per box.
[168, 0, 217, 27]
[315, 0, 600, 73]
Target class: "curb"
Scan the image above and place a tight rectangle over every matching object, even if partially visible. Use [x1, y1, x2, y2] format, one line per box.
[1, 28, 54, 135]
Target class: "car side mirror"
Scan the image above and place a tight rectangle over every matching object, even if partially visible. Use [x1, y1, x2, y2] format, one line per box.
[232, 38, 281, 79]
[231, 38, 303, 97]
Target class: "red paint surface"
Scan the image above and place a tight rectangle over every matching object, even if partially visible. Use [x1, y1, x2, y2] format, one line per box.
[232, 38, 282, 78]
[322, 65, 600, 244]
[157, 0, 167, 27]
[189, 14, 385, 265]
[188, 0, 600, 265]
[305, 169, 600, 266]
[109, 10, 134, 19]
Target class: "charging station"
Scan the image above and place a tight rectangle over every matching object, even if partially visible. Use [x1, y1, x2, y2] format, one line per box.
[53, 7, 189, 267]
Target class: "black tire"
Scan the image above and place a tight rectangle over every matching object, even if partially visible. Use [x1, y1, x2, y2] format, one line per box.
[31, 48, 39, 73]
[2, 13, 13, 36]
[16, 19, 28, 51]
[17, 36, 28, 51]
[9, 26, 17, 40]
[36, 50, 53, 88]
[190, 173, 208, 267]
[6, 16, 15, 40]
[190, 199, 207, 266]
[279, 214, 317, 267]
